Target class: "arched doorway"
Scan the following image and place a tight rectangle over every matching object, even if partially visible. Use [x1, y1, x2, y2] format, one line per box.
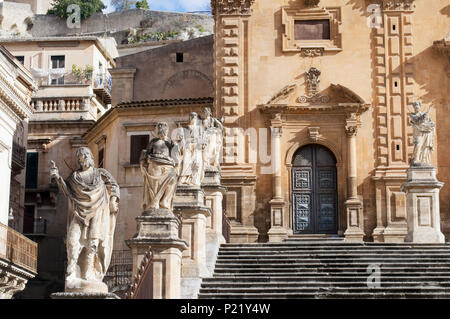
[292, 144, 338, 234]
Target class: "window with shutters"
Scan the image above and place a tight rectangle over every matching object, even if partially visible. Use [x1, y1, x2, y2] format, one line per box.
[130, 135, 149, 164]
[25, 152, 39, 189]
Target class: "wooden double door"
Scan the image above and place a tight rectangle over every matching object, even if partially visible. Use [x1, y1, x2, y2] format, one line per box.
[292, 144, 338, 234]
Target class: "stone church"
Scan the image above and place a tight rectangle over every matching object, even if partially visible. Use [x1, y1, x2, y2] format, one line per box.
[90, 0, 450, 248]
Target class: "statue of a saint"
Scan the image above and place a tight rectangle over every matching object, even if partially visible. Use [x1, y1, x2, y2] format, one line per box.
[202, 107, 223, 170]
[178, 112, 206, 186]
[50, 147, 120, 293]
[140, 122, 180, 211]
[410, 101, 435, 166]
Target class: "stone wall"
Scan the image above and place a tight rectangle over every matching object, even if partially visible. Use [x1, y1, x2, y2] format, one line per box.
[0, 1, 34, 36]
[30, 9, 213, 45]
[112, 35, 213, 104]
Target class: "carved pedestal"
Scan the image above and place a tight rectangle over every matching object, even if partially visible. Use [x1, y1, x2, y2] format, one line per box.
[344, 199, 365, 242]
[401, 166, 445, 244]
[174, 186, 211, 299]
[202, 169, 226, 275]
[268, 199, 289, 242]
[126, 209, 187, 299]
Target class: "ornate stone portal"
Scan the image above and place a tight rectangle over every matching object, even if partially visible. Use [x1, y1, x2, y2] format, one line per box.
[50, 147, 120, 298]
[401, 102, 445, 243]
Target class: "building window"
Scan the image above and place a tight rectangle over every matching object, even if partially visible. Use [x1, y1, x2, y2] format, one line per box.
[50, 55, 65, 85]
[294, 20, 330, 40]
[23, 205, 35, 234]
[25, 152, 39, 189]
[130, 135, 149, 164]
[15, 56, 25, 65]
[98, 148, 105, 168]
[176, 52, 184, 63]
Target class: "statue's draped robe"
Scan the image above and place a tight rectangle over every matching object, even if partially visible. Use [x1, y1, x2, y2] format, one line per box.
[66, 168, 120, 278]
[141, 139, 178, 210]
[179, 123, 205, 186]
[411, 112, 435, 165]
[202, 117, 223, 168]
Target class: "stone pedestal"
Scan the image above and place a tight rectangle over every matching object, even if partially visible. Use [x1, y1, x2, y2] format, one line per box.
[401, 166, 445, 243]
[126, 208, 187, 299]
[267, 199, 289, 242]
[344, 198, 365, 242]
[202, 168, 227, 275]
[174, 186, 211, 299]
[51, 292, 120, 299]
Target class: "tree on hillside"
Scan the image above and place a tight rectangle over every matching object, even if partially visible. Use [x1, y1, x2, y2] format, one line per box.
[136, 0, 149, 10]
[47, 0, 106, 20]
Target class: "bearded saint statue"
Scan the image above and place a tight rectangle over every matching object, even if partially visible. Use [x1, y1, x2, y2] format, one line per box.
[202, 107, 223, 170]
[410, 101, 435, 166]
[50, 147, 119, 293]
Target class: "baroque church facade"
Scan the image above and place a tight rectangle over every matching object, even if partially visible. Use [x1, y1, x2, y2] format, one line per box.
[84, 0, 450, 248]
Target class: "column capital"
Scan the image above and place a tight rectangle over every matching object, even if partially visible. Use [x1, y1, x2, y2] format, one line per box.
[345, 112, 360, 137]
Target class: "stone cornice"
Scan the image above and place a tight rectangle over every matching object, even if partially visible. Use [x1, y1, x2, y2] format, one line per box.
[211, 0, 255, 16]
[380, 0, 415, 11]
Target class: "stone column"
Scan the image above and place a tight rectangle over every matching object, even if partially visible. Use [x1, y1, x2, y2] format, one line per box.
[174, 186, 211, 299]
[401, 166, 445, 243]
[202, 168, 227, 275]
[126, 209, 188, 299]
[267, 114, 288, 242]
[344, 115, 365, 242]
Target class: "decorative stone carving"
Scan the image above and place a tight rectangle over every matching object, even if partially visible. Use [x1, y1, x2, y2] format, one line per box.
[433, 34, 450, 77]
[308, 127, 321, 141]
[50, 147, 120, 294]
[409, 102, 435, 166]
[179, 112, 206, 187]
[305, 67, 321, 96]
[140, 122, 181, 212]
[211, 0, 256, 16]
[382, 0, 415, 11]
[202, 107, 224, 170]
[267, 84, 297, 104]
[301, 48, 324, 57]
[305, 0, 320, 7]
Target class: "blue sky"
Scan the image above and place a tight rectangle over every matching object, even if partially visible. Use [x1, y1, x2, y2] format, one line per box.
[103, 0, 211, 13]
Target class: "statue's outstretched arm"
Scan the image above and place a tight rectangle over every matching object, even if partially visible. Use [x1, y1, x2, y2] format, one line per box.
[99, 168, 120, 200]
[50, 160, 69, 197]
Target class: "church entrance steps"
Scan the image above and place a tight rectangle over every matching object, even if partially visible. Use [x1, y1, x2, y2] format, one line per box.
[198, 242, 450, 298]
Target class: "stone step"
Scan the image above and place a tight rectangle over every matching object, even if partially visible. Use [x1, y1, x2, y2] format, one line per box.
[213, 267, 450, 274]
[198, 286, 450, 293]
[197, 292, 450, 299]
[215, 258, 450, 263]
[213, 262, 450, 268]
[203, 275, 450, 282]
[221, 243, 450, 247]
[216, 254, 450, 259]
[200, 281, 450, 288]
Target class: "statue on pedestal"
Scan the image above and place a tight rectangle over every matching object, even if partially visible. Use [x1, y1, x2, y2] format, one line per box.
[202, 107, 223, 170]
[178, 112, 206, 187]
[140, 122, 181, 211]
[50, 147, 120, 293]
[410, 101, 435, 166]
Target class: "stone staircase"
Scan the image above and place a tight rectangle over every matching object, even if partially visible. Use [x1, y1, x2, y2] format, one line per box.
[198, 237, 450, 298]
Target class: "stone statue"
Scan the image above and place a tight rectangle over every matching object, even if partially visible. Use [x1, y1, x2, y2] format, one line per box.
[410, 101, 435, 166]
[178, 112, 206, 187]
[140, 122, 181, 211]
[50, 147, 120, 293]
[202, 107, 223, 170]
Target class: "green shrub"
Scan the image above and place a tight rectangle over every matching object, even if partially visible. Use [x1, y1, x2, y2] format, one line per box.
[47, 0, 106, 20]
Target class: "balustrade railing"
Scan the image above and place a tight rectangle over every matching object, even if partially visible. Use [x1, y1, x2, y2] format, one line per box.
[0, 222, 38, 273]
[126, 248, 153, 299]
[222, 210, 231, 243]
[93, 72, 112, 96]
[104, 250, 133, 292]
[31, 98, 87, 112]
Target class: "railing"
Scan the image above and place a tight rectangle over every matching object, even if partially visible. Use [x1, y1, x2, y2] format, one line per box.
[0, 222, 38, 273]
[104, 250, 133, 292]
[31, 98, 87, 112]
[126, 248, 153, 299]
[93, 72, 112, 96]
[33, 217, 47, 234]
[222, 210, 231, 243]
[174, 211, 183, 239]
